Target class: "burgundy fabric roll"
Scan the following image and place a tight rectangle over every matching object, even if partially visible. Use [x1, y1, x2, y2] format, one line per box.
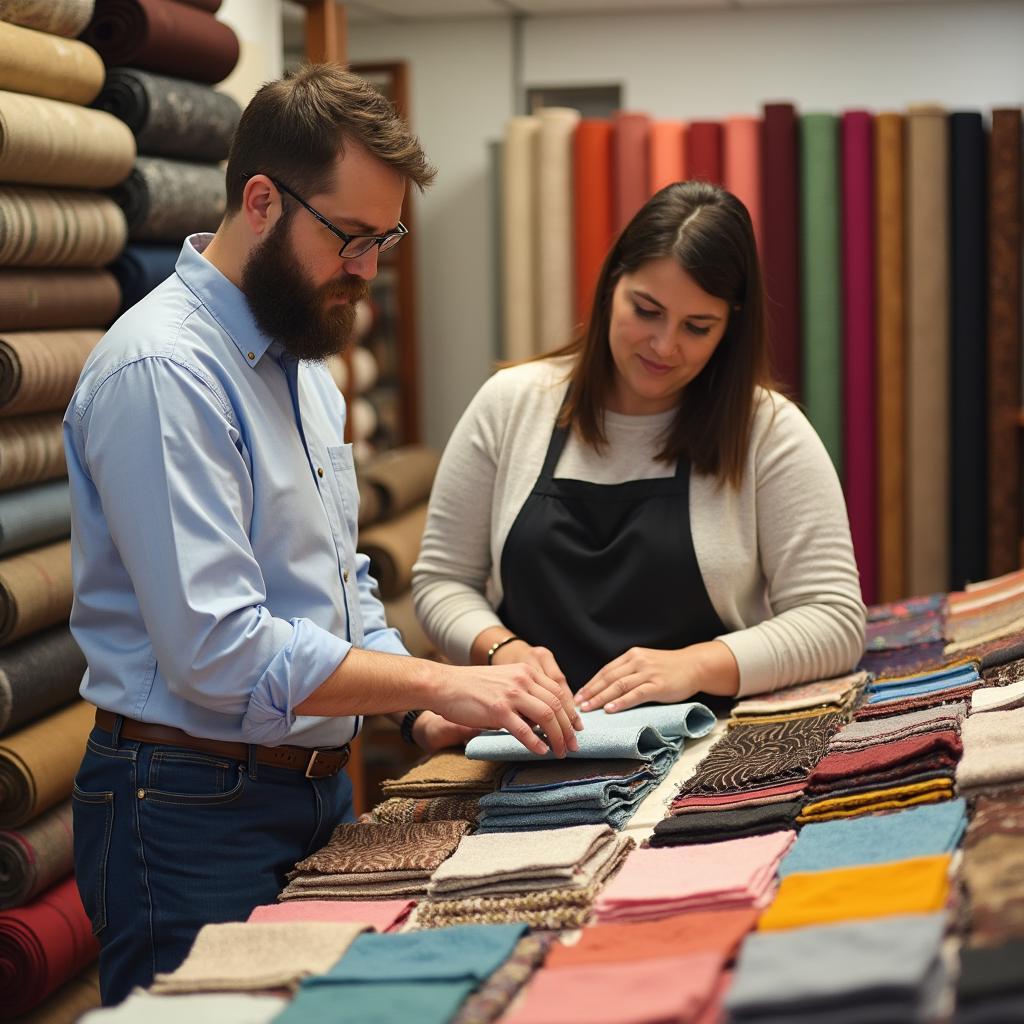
[0, 874, 98, 1015]
[687, 121, 723, 185]
[761, 103, 801, 400]
[573, 120, 614, 325]
[80, 0, 240, 85]
[841, 111, 877, 605]
[612, 112, 650, 234]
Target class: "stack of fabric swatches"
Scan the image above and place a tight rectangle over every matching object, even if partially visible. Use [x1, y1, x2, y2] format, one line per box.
[855, 662, 983, 719]
[956, 706, 1024, 798]
[247, 898, 413, 933]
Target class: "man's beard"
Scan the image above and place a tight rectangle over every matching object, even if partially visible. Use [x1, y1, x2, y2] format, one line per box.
[240, 213, 369, 361]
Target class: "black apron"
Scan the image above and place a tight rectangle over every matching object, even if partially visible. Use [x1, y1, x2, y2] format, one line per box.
[497, 412, 727, 692]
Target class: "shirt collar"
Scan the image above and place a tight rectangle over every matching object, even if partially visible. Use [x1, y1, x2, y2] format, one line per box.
[175, 233, 275, 368]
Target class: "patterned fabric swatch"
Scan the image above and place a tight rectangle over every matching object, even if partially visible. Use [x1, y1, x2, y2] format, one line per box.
[451, 933, 555, 1024]
[867, 593, 946, 621]
[858, 641, 951, 678]
[865, 609, 944, 650]
[731, 672, 865, 717]
[371, 795, 480, 825]
[982, 656, 1024, 688]
[381, 749, 504, 798]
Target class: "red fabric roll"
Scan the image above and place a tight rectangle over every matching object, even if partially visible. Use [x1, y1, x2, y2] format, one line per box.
[0, 875, 98, 1016]
[687, 121, 723, 185]
[841, 110, 877, 605]
[724, 116, 763, 252]
[648, 120, 685, 195]
[761, 103, 801, 400]
[612, 112, 651, 234]
[574, 120, 615, 325]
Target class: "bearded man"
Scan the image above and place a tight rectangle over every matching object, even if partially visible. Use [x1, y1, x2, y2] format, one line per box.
[63, 64, 578, 1005]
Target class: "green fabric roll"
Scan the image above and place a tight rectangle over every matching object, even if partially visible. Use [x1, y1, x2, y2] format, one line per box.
[799, 113, 843, 476]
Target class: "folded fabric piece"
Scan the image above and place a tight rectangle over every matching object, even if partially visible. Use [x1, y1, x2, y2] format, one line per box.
[866, 663, 979, 700]
[724, 706, 841, 727]
[248, 899, 412, 932]
[503, 954, 726, 1024]
[757, 855, 951, 931]
[670, 781, 805, 814]
[547, 908, 758, 966]
[0, 624, 85, 736]
[854, 682, 982, 720]
[971, 678, 1024, 714]
[501, 758, 651, 789]
[380, 749, 504, 798]
[650, 801, 803, 846]
[726, 913, 947, 1021]
[859, 641, 951, 678]
[731, 672, 865, 716]
[480, 769, 653, 810]
[149, 921, 367, 993]
[981, 656, 1024, 688]
[277, 878, 428, 901]
[80, 991, 287, 1023]
[867, 593, 946, 621]
[0, 798, 72, 908]
[452, 932, 555, 1024]
[964, 789, 1024, 845]
[798, 778, 954, 823]
[957, 707, 1024, 793]
[865, 609, 944, 650]
[474, 787, 655, 833]
[963, 633, 1024, 670]
[779, 799, 967, 877]
[594, 831, 794, 922]
[371, 795, 480, 825]
[828, 702, 967, 750]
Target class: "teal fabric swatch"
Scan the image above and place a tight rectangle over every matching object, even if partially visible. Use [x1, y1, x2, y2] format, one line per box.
[275, 980, 473, 1024]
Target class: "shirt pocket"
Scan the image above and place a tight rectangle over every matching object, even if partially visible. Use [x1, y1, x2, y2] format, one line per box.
[327, 443, 360, 543]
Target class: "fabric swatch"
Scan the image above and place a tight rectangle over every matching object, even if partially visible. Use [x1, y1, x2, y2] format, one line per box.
[371, 795, 480, 825]
[79, 991, 286, 1024]
[962, 833, 1024, 947]
[956, 707, 1024, 794]
[650, 802, 802, 846]
[827, 702, 967, 750]
[970, 678, 1024, 714]
[798, 778, 954, 823]
[247, 899, 412, 932]
[731, 673, 864, 716]
[380, 749, 504, 798]
[451, 932, 554, 1024]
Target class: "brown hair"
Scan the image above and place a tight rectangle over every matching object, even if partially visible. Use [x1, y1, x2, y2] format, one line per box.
[224, 63, 436, 213]
[551, 180, 773, 487]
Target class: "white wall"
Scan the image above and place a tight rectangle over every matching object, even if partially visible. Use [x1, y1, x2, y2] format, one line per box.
[219, 0, 284, 107]
[349, 1, 1024, 448]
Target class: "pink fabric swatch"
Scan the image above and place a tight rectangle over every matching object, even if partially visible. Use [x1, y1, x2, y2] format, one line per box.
[503, 954, 724, 1024]
[247, 899, 414, 932]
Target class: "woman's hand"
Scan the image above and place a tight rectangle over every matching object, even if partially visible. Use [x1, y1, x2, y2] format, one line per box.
[490, 638, 569, 691]
[410, 710, 480, 755]
[575, 641, 740, 712]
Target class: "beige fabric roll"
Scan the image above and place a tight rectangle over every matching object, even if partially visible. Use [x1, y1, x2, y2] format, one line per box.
[0, 538, 73, 644]
[383, 590, 436, 660]
[360, 503, 428, 600]
[536, 107, 580, 353]
[360, 445, 439, 518]
[501, 115, 539, 361]
[905, 106, 949, 594]
[0, 0, 95, 38]
[0, 187, 127, 268]
[356, 474, 382, 528]
[0, 329, 102, 415]
[0, 90, 136, 189]
[0, 21, 104, 105]
[0, 700, 92, 829]
[0, 270, 120, 330]
[0, 413, 65, 489]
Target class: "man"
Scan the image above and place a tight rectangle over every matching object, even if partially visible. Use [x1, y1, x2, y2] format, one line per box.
[64, 64, 579, 1005]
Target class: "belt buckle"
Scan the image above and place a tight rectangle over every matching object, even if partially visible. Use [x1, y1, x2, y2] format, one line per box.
[305, 750, 325, 779]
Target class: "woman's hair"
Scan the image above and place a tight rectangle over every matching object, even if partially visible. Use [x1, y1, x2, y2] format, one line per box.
[551, 180, 773, 487]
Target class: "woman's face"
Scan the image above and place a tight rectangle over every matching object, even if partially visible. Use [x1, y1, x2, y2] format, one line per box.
[606, 257, 731, 415]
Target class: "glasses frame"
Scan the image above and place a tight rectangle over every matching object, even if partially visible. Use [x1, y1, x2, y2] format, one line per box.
[250, 173, 408, 259]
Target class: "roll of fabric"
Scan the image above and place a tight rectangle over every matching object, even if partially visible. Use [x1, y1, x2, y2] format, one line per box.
[108, 243, 178, 312]
[760, 103, 801, 400]
[906, 106, 950, 594]
[0, 187, 127, 269]
[384, 590, 436, 660]
[0, 0, 95, 37]
[111, 156, 225, 242]
[81, 0, 239, 85]
[173, 0, 221, 10]
[0, 329, 101, 416]
[573, 119, 613, 326]
[0, 625, 86, 735]
[501, 115, 539, 362]
[536, 107, 579, 353]
[612, 112, 650, 234]
[95, 68, 241, 163]
[988, 109, 1021, 578]
[724, 115, 762, 251]
[0, 480, 70, 560]
[0, 90, 135, 190]
[360, 445, 439, 518]
[648, 120, 685, 195]
[949, 112, 988, 590]
[799, 113, 842, 475]
[0, 874, 99, 1015]
[874, 112, 906, 603]
[0, 539, 72, 645]
[0, 798, 72, 908]
[0, 700, 92, 828]
[0, 20, 103, 106]
[687, 121, 723, 185]
[0, 270, 119, 330]
[841, 110, 876, 604]
[17, 963, 100, 1024]
[0, 414, 65, 491]
[360, 503, 428, 600]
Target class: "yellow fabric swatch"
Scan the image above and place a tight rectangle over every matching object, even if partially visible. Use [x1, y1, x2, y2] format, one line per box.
[798, 780, 953, 823]
[758, 854, 952, 931]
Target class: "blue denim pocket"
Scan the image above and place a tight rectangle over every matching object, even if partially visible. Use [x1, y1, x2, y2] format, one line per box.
[71, 784, 114, 935]
[141, 749, 246, 806]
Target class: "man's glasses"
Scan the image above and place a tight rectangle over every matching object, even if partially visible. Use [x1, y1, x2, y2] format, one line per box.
[251, 173, 408, 259]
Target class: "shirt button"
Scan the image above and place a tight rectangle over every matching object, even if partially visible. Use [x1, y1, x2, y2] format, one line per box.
[343, 569, 350, 583]
[247, 351, 255, 361]
[317, 467, 324, 478]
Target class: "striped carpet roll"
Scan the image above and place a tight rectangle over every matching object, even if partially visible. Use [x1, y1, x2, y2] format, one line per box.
[0, 414, 65, 491]
[0, 20, 104, 106]
[95, 68, 241, 163]
[0, 799, 72, 908]
[0, 0, 95, 37]
[0, 90, 135, 190]
[111, 156, 225, 242]
[0, 539, 73, 646]
[0, 270, 119, 330]
[0, 330, 102, 416]
[0, 187, 127, 268]
[0, 481, 70, 559]
[0, 625, 84, 736]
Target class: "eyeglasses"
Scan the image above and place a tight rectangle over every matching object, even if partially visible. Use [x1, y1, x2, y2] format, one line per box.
[252, 173, 408, 259]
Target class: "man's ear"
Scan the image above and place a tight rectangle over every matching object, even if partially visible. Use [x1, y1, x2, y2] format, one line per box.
[241, 174, 280, 239]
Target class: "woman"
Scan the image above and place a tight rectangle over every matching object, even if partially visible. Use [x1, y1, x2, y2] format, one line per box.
[412, 181, 865, 715]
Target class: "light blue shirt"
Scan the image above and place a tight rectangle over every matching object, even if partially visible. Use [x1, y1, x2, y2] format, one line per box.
[64, 234, 407, 748]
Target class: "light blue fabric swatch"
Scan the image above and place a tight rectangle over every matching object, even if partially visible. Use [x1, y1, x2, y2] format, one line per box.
[480, 775, 650, 810]
[778, 799, 968, 877]
[867, 666, 978, 693]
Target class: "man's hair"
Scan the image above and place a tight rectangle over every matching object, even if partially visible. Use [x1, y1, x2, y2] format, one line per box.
[224, 63, 436, 212]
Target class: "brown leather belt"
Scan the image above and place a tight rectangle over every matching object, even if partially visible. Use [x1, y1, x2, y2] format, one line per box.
[94, 709, 350, 779]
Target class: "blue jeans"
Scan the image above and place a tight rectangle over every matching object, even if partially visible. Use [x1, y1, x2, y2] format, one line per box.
[72, 718, 354, 1006]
